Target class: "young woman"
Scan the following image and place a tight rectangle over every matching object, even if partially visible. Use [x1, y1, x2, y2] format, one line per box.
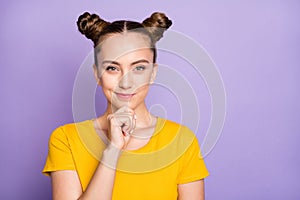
[43, 11, 209, 200]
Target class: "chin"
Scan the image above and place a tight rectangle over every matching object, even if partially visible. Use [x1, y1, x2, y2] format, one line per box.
[112, 101, 138, 109]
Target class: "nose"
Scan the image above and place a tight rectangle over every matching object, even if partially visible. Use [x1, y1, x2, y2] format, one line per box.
[118, 71, 133, 90]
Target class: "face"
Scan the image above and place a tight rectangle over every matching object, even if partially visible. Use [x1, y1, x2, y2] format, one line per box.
[94, 32, 158, 111]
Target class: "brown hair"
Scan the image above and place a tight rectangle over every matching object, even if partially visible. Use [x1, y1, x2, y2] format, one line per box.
[77, 12, 172, 64]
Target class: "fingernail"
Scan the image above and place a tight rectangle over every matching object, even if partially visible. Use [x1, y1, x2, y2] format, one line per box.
[134, 114, 137, 120]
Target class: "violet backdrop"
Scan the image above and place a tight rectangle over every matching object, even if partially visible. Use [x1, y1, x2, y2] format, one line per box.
[1, 0, 299, 199]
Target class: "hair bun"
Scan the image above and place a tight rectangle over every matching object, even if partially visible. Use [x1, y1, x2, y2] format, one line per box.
[77, 12, 110, 46]
[142, 12, 172, 42]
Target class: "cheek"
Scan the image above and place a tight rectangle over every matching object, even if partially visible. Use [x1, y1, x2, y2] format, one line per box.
[135, 84, 150, 98]
[133, 73, 152, 87]
[100, 75, 119, 89]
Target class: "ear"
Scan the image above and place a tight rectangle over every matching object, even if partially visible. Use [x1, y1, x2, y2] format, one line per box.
[93, 64, 101, 86]
[150, 63, 158, 84]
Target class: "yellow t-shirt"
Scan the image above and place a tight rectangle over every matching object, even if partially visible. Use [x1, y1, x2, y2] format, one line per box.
[42, 117, 209, 199]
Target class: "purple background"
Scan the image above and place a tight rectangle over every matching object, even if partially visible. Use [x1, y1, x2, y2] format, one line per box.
[1, 0, 299, 199]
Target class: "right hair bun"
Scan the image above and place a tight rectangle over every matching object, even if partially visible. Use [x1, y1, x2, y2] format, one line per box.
[142, 12, 172, 42]
[77, 12, 110, 46]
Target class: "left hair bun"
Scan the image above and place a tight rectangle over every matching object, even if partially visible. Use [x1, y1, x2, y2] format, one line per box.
[77, 12, 110, 45]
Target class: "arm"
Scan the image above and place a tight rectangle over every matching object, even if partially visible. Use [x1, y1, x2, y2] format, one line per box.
[51, 145, 121, 200]
[51, 170, 82, 200]
[78, 145, 121, 199]
[178, 179, 205, 200]
[50, 107, 135, 200]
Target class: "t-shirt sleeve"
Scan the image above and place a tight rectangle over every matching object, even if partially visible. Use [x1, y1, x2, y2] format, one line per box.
[177, 128, 209, 184]
[42, 126, 76, 176]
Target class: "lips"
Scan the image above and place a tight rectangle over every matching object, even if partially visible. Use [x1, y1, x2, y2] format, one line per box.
[115, 92, 135, 101]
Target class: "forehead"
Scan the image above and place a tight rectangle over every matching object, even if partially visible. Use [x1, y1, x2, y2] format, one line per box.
[97, 32, 153, 62]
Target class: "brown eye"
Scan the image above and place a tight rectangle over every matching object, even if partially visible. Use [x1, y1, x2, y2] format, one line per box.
[106, 66, 118, 71]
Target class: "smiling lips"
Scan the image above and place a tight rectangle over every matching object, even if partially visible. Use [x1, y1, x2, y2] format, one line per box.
[115, 92, 135, 101]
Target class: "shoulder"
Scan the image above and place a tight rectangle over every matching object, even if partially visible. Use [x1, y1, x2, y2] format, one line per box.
[160, 118, 196, 139]
[48, 120, 92, 143]
[157, 118, 197, 149]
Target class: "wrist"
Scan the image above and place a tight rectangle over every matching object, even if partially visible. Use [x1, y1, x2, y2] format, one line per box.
[100, 143, 122, 169]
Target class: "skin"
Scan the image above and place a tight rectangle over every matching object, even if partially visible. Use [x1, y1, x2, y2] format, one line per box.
[51, 32, 205, 200]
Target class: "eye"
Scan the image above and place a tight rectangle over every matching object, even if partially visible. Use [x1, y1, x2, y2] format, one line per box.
[134, 65, 146, 71]
[106, 66, 118, 71]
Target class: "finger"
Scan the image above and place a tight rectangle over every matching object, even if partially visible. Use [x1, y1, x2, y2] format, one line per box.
[116, 106, 132, 113]
[114, 114, 132, 127]
[109, 110, 136, 135]
[115, 106, 135, 116]
[123, 132, 131, 142]
[131, 114, 137, 134]
[110, 119, 129, 137]
[121, 119, 132, 135]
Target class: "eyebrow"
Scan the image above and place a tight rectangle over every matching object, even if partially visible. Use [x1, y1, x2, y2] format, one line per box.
[102, 59, 150, 66]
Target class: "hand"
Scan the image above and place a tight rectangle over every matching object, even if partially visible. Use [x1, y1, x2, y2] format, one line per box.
[107, 106, 136, 149]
